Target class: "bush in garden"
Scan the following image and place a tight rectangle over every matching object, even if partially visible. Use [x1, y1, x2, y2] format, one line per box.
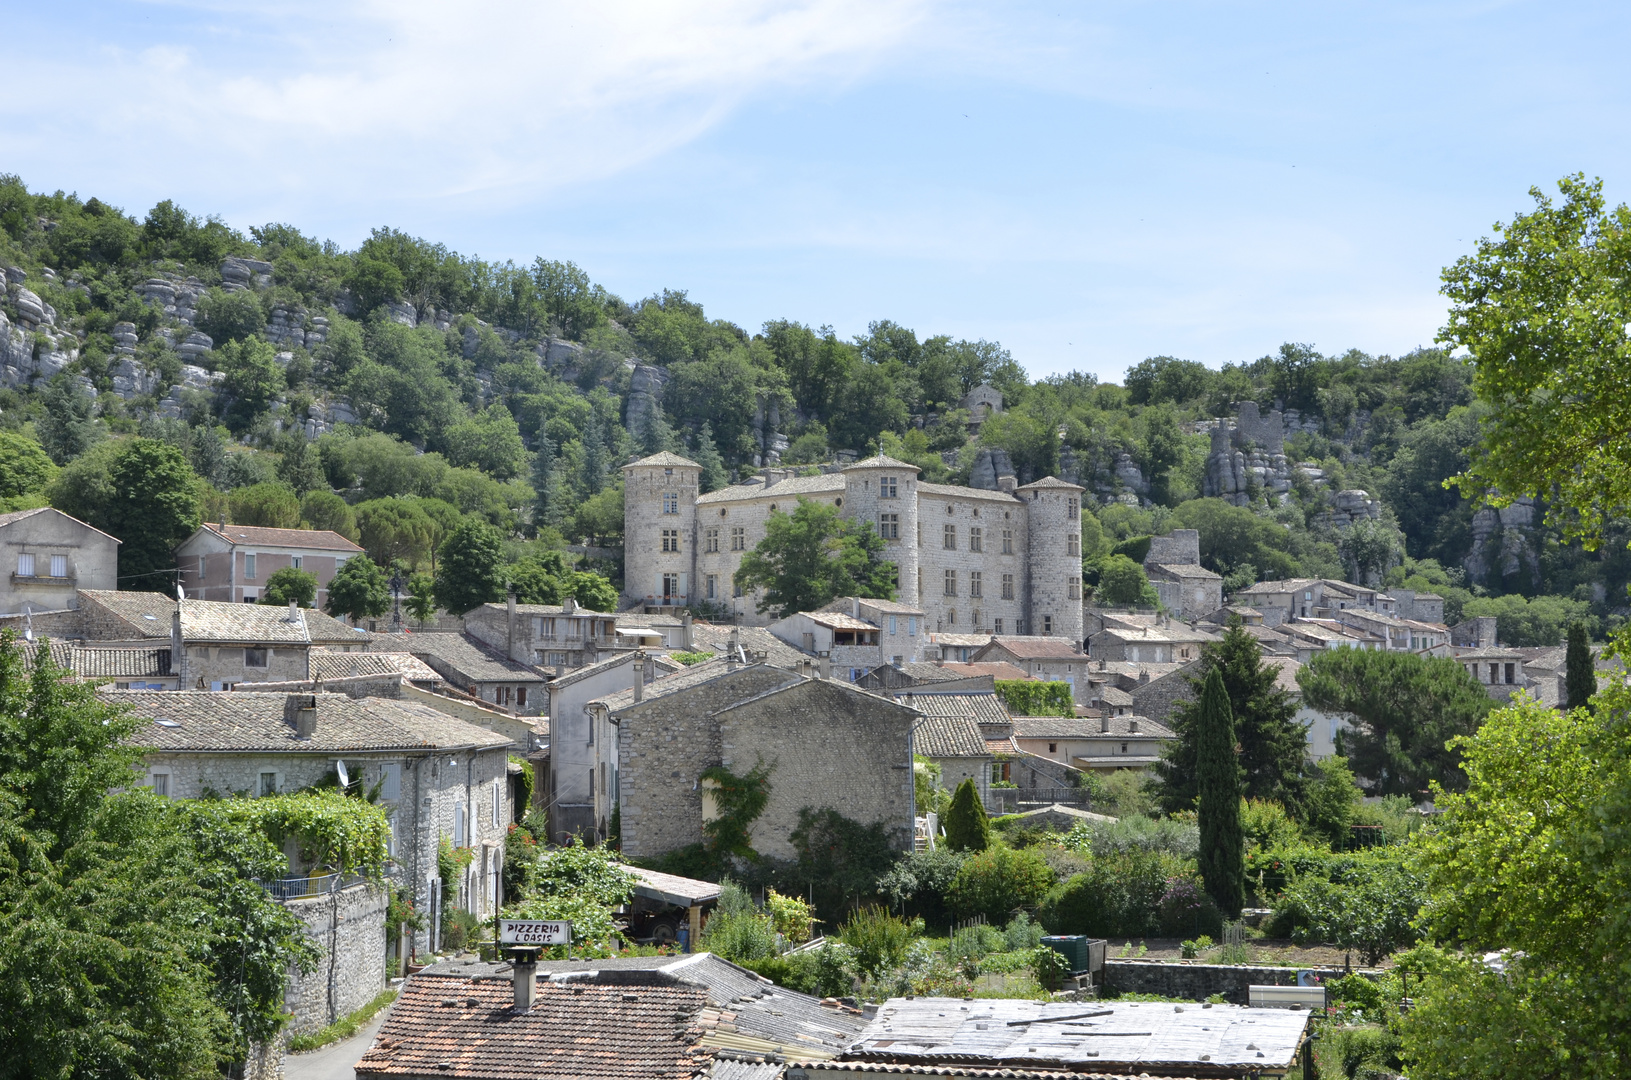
[942, 778, 990, 852]
[946, 846, 1055, 924]
[1240, 798, 1304, 849]
[1004, 912, 1044, 950]
[839, 906, 919, 980]
[1037, 848, 1186, 937]
[741, 943, 855, 998]
[1157, 874, 1224, 938]
[1274, 851, 1423, 966]
[1063, 814, 1199, 859]
[877, 847, 967, 930]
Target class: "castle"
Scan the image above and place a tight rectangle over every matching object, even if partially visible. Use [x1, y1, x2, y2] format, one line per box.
[622, 452, 1086, 643]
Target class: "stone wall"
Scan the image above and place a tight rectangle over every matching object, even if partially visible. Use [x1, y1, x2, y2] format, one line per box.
[1101, 958, 1361, 1003]
[1129, 660, 1202, 729]
[283, 882, 388, 1034]
[1143, 529, 1201, 568]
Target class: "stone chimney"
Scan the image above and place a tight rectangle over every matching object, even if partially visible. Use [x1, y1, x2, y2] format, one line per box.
[997, 476, 1018, 494]
[564, 596, 577, 616]
[285, 694, 318, 739]
[287, 600, 299, 622]
[633, 650, 645, 702]
[1129, 717, 1140, 733]
[817, 652, 831, 680]
[1100, 713, 1110, 733]
[507, 591, 518, 659]
[681, 612, 694, 650]
[511, 947, 540, 1011]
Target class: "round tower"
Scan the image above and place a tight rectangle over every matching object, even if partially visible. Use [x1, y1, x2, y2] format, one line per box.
[621, 452, 700, 609]
[842, 455, 921, 606]
[1016, 476, 1086, 643]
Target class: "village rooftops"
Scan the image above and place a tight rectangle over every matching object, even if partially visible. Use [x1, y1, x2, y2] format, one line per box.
[1011, 714, 1173, 739]
[47, 642, 171, 679]
[76, 590, 367, 644]
[1147, 562, 1222, 580]
[592, 659, 801, 714]
[115, 690, 515, 753]
[308, 650, 441, 683]
[913, 713, 991, 758]
[198, 522, 362, 552]
[379, 631, 548, 685]
[686, 623, 813, 669]
[931, 633, 998, 649]
[846, 996, 1312, 1075]
[802, 611, 879, 632]
[904, 690, 1014, 728]
[977, 636, 1087, 660]
[934, 661, 1033, 681]
[549, 649, 685, 691]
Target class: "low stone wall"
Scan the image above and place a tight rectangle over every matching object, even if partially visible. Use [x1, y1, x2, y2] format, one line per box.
[284, 882, 388, 1034]
[1101, 959, 1361, 1003]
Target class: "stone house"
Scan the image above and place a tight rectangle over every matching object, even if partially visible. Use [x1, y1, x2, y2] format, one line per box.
[1012, 713, 1175, 772]
[0, 507, 119, 616]
[1333, 607, 1449, 652]
[685, 620, 815, 671]
[1453, 647, 1530, 701]
[767, 610, 887, 681]
[1233, 578, 1398, 626]
[1088, 615, 1217, 664]
[598, 662, 917, 862]
[623, 451, 1086, 645]
[175, 522, 363, 608]
[543, 650, 683, 844]
[969, 635, 1093, 704]
[895, 690, 1005, 804]
[74, 590, 367, 689]
[1137, 528, 1223, 619]
[928, 632, 995, 663]
[121, 689, 513, 951]
[461, 596, 618, 673]
[818, 596, 930, 666]
[46, 641, 178, 689]
[375, 630, 547, 714]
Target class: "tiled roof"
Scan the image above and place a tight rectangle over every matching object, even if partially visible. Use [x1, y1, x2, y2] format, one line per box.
[801, 611, 877, 631]
[1012, 475, 1084, 491]
[309, 650, 441, 682]
[1260, 656, 1304, 695]
[1054, 715, 1176, 739]
[849, 598, 926, 616]
[75, 591, 368, 644]
[696, 474, 846, 505]
[935, 661, 1031, 681]
[916, 482, 1022, 503]
[379, 632, 546, 685]
[117, 691, 514, 753]
[1149, 562, 1222, 580]
[1011, 715, 1112, 738]
[595, 660, 801, 714]
[687, 623, 812, 669]
[623, 451, 703, 470]
[356, 973, 710, 1080]
[913, 713, 991, 758]
[985, 734, 1019, 754]
[1098, 686, 1134, 706]
[551, 650, 684, 690]
[0, 506, 119, 543]
[1092, 623, 1217, 645]
[907, 691, 1013, 727]
[977, 636, 1086, 661]
[47, 643, 171, 678]
[843, 454, 921, 472]
[930, 633, 995, 648]
[200, 522, 362, 552]
[470, 601, 614, 618]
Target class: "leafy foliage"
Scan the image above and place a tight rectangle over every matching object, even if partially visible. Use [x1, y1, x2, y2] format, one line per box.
[700, 762, 772, 863]
[946, 846, 1055, 924]
[992, 679, 1074, 717]
[788, 807, 899, 920]
[325, 552, 390, 622]
[261, 565, 317, 607]
[434, 517, 505, 615]
[500, 841, 636, 958]
[1195, 668, 1245, 917]
[1566, 622, 1597, 710]
[733, 499, 896, 617]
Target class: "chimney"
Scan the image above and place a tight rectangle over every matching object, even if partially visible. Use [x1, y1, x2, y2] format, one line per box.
[288, 599, 299, 622]
[511, 947, 540, 1011]
[286, 694, 318, 739]
[507, 591, 517, 659]
[681, 612, 694, 650]
[564, 596, 577, 616]
[1129, 717, 1140, 733]
[997, 476, 1017, 493]
[1101, 713, 1110, 733]
[817, 652, 831, 680]
[726, 627, 741, 670]
[632, 650, 645, 702]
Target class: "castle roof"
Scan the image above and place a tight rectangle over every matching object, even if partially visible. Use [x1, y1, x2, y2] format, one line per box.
[843, 454, 921, 472]
[622, 451, 701, 470]
[695, 473, 845, 505]
[917, 482, 1023, 503]
[1013, 475, 1085, 492]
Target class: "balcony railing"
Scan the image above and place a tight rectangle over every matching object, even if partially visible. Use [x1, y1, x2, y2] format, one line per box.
[261, 872, 365, 900]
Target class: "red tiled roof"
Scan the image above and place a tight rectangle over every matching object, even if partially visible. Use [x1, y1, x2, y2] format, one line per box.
[977, 636, 1086, 661]
[202, 522, 363, 552]
[356, 974, 711, 1080]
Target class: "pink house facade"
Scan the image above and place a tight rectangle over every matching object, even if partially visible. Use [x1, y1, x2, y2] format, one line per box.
[176, 523, 364, 609]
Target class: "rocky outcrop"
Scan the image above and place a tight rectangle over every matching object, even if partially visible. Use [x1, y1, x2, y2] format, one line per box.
[968, 446, 1017, 490]
[1465, 496, 1541, 587]
[385, 300, 418, 327]
[750, 394, 787, 466]
[624, 363, 671, 440]
[220, 256, 273, 291]
[264, 302, 308, 348]
[1202, 401, 1292, 505]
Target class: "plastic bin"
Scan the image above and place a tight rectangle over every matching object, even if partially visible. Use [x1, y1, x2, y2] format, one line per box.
[1040, 935, 1106, 974]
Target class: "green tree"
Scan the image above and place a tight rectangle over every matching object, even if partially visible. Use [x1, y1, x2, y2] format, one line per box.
[217, 336, 285, 431]
[942, 778, 991, 852]
[102, 439, 203, 593]
[443, 404, 527, 480]
[195, 287, 266, 344]
[693, 421, 729, 493]
[1438, 175, 1631, 550]
[1152, 622, 1309, 815]
[348, 256, 405, 314]
[1338, 516, 1403, 587]
[1299, 649, 1495, 796]
[733, 499, 896, 618]
[228, 481, 301, 528]
[354, 497, 435, 568]
[1302, 755, 1364, 847]
[946, 846, 1055, 924]
[261, 566, 318, 608]
[566, 570, 619, 612]
[1095, 553, 1156, 607]
[1195, 668, 1245, 917]
[569, 485, 624, 547]
[300, 490, 358, 540]
[405, 573, 437, 623]
[530, 434, 561, 529]
[325, 553, 390, 622]
[1566, 622, 1597, 711]
[276, 438, 327, 495]
[35, 375, 103, 465]
[0, 430, 55, 499]
[434, 518, 505, 615]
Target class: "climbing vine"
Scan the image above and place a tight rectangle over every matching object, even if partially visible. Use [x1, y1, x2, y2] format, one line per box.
[701, 761, 773, 862]
[994, 679, 1075, 718]
[197, 791, 392, 878]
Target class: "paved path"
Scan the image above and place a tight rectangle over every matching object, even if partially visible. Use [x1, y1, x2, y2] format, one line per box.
[282, 1011, 387, 1080]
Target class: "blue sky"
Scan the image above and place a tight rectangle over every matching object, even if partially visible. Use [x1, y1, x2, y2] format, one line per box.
[4, 1, 1628, 382]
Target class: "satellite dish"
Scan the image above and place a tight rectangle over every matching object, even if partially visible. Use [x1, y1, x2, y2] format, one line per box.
[336, 760, 350, 789]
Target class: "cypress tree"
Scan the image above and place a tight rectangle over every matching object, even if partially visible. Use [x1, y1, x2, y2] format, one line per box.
[1566, 622, 1597, 711]
[942, 778, 990, 852]
[1196, 668, 1245, 917]
[580, 410, 606, 494]
[531, 433, 560, 529]
[694, 421, 729, 493]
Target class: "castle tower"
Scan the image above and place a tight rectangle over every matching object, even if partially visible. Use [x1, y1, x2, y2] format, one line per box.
[1015, 476, 1086, 643]
[842, 455, 922, 607]
[621, 451, 701, 609]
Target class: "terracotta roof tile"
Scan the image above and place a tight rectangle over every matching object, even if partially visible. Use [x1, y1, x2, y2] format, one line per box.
[201, 522, 363, 552]
[76, 591, 368, 644]
[46, 643, 171, 678]
[309, 650, 441, 682]
[976, 636, 1086, 661]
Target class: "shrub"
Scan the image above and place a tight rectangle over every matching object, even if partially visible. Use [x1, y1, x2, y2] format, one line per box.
[947, 846, 1055, 924]
[1004, 912, 1044, 950]
[700, 906, 779, 963]
[764, 889, 815, 944]
[1062, 814, 1199, 860]
[945, 922, 1007, 966]
[839, 906, 918, 980]
[1274, 851, 1423, 966]
[1321, 1026, 1403, 1080]
[789, 808, 899, 920]
[741, 944, 855, 997]
[1241, 798, 1303, 850]
[1032, 944, 1072, 991]
[942, 778, 990, 852]
[877, 847, 966, 930]
[1037, 849, 1187, 938]
[994, 679, 1074, 717]
[1157, 874, 1224, 938]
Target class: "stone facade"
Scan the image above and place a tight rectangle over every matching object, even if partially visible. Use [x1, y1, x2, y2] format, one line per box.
[283, 882, 388, 1035]
[626, 453, 1084, 648]
[0, 508, 119, 615]
[462, 597, 619, 673]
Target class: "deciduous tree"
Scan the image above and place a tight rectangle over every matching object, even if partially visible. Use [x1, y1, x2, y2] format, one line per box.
[325, 553, 390, 622]
[733, 499, 896, 617]
[261, 566, 317, 608]
[434, 518, 504, 615]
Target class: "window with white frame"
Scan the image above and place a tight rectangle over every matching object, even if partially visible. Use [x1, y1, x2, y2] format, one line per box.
[662, 573, 680, 598]
[730, 527, 745, 551]
[244, 553, 257, 579]
[17, 553, 33, 576]
[1068, 576, 1081, 600]
[661, 529, 680, 552]
[50, 554, 66, 577]
[706, 574, 718, 600]
[994, 617, 1003, 634]
[880, 476, 897, 498]
[291, 556, 302, 569]
[1043, 614, 1054, 634]
[150, 771, 171, 798]
[662, 492, 679, 514]
[1067, 534, 1080, 556]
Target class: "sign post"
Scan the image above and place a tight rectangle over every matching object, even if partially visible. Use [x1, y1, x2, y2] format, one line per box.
[498, 919, 573, 947]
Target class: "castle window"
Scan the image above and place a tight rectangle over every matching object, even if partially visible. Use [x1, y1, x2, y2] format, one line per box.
[662, 573, 680, 598]
[879, 513, 900, 539]
[969, 571, 983, 598]
[947, 609, 956, 625]
[705, 528, 719, 553]
[946, 503, 954, 515]
[943, 569, 957, 597]
[1068, 576, 1081, 600]
[943, 524, 956, 550]
[1002, 573, 1015, 600]
[1068, 498, 1078, 515]
[662, 493, 679, 514]
[881, 476, 897, 498]
[706, 574, 718, 599]
[1043, 615, 1054, 634]
[969, 527, 982, 552]
[1067, 534, 1080, 555]
[661, 529, 680, 553]
[973, 608, 981, 627]
[730, 527, 746, 551]
[994, 618, 1003, 634]
[1002, 529, 1013, 555]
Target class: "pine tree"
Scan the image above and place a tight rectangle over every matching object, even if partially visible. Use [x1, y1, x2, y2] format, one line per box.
[1566, 622, 1597, 711]
[580, 410, 606, 495]
[694, 421, 729, 493]
[1153, 620, 1307, 815]
[531, 433, 561, 529]
[1196, 667, 1245, 917]
[641, 406, 676, 456]
[942, 777, 990, 852]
